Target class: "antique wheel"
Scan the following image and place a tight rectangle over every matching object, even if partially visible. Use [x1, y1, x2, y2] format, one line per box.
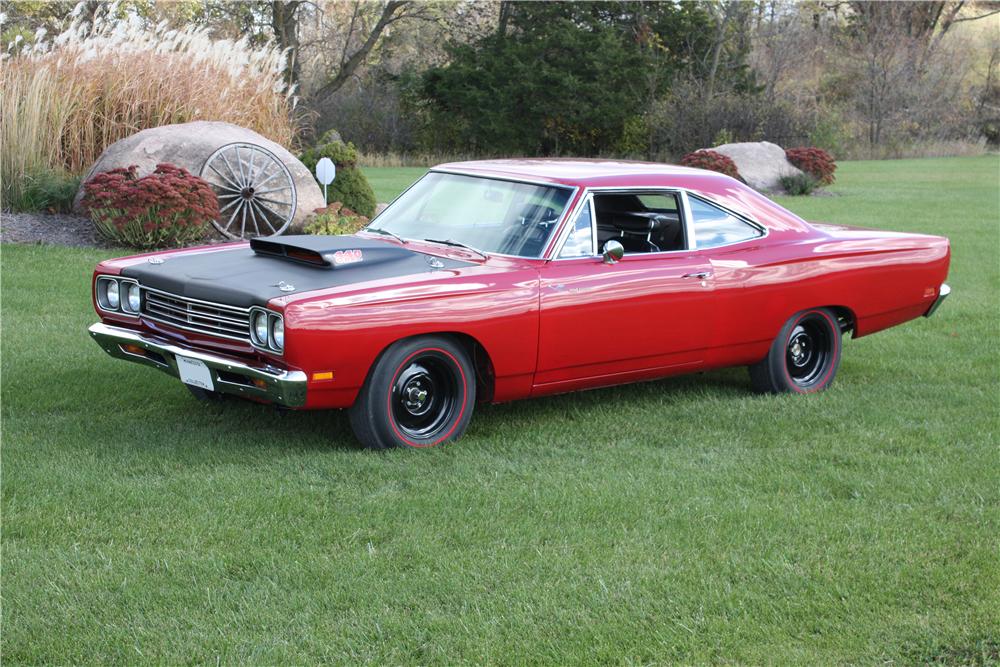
[749, 308, 842, 394]
[200, 142, 297, 239]
[349, 336, 476, 450]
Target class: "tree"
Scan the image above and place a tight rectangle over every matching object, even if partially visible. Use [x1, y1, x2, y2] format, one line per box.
[418, 1, 724, 155]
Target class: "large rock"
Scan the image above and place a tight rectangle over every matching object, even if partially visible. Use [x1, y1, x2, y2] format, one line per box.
[712, 141, 803, 192]
[74, 121, 324, 233]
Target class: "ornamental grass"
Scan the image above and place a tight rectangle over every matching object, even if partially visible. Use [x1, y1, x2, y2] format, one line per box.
[1, 12, 298, 210]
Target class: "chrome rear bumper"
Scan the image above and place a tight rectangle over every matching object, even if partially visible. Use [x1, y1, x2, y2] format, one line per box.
[88, 322, 307, 406]
[924, 283, 951, 318]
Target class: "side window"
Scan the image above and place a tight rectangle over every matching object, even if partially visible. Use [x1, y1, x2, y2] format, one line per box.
[688, 196, 762, 248]
[559, 199, 594, 258]
[593, 192, 686, 254]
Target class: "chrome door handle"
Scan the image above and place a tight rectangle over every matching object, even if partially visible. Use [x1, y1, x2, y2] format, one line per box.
[682, 271, 712, 279]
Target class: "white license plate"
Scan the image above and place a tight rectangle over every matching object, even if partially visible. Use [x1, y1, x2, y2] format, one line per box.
[176, 355, 214, 391]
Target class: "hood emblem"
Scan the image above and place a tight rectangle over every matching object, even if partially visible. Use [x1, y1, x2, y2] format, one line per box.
[275, 281, 295, 292]
[426, 257, 445, 269]
[148, 257, 164, 264]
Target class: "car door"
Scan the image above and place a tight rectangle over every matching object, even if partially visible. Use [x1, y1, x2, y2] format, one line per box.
[533, 191, 716, 391]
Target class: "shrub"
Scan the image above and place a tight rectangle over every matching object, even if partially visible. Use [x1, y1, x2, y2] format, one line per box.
[82, 164, 219, 248]
[303, 202, 370, 236]
[779, 173, 819, 196]
[299, 131, 377, 217]
[785, 147, 837, 185]
[18, 170, 81, 214]
[0, 9, 298, 211]
[680, 150, 741, 179]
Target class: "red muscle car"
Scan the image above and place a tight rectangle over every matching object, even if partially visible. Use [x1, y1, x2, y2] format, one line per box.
[89, 159, 951, 449]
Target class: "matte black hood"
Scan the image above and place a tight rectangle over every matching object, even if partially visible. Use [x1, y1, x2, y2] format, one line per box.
[121, 235, 471, 308]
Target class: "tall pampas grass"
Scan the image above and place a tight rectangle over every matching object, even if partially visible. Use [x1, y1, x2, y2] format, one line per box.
[1, 4, 298, 209]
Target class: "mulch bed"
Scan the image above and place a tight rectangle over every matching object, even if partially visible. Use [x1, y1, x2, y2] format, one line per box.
[0, 212, 232, 249]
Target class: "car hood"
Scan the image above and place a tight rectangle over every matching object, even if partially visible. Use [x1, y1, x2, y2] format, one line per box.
[121, 235, 473, 308]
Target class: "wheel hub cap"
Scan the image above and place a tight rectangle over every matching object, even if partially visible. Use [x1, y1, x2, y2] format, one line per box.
[789, 332, 812, 367]
[401, 375, 432, 415]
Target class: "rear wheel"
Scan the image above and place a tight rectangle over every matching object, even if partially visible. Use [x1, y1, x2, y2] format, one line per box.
[749, 308, 842, 394]
[349, 336, 476, 449]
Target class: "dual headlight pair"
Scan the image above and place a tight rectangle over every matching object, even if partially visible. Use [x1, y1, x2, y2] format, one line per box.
[96, 276, 141, 315]
[250, 308, 284, 353]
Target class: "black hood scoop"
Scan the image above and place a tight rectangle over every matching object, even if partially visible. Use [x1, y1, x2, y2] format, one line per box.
[122, 235, 471, 308]
[250, 235, 412, 268]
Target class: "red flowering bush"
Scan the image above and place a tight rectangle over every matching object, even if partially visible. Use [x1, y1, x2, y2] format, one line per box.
[82, 164, 219, 248]
[680, 150, 741, 179]
[785, 147, 837, 185]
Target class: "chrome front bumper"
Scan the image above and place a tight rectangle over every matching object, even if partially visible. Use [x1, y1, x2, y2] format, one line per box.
[924, 283, 951, 318]
[88, 323, 308, 407]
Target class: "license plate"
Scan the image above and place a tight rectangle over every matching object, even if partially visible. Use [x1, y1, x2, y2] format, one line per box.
[176, 355, 214, 391]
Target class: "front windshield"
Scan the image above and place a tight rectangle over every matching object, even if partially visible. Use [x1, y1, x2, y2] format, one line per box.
[367, 172, 573, 258]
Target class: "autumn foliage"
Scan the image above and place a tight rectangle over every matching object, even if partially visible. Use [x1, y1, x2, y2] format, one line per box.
[679, 150, 741, 179]
[82, 164, 219, 249]
[785, 147, 837, 185]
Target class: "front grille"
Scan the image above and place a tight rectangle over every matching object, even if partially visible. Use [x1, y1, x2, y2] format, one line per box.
[141, 288, 251, 342]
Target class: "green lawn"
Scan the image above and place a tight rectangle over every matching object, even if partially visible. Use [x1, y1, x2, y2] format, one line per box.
[2, 156, 998, 664]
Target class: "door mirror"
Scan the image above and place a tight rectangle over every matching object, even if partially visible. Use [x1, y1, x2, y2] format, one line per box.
[602, 239, 624, 264]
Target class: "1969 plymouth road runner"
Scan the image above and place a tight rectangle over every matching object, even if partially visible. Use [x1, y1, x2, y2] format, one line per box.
[89, 160, 951, 449]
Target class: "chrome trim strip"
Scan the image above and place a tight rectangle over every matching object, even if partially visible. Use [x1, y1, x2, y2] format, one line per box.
[88, 322, 307, 407]
[924, 283, 951, 317]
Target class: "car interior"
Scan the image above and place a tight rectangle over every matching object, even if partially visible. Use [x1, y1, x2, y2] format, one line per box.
[593, 192, 686, 253]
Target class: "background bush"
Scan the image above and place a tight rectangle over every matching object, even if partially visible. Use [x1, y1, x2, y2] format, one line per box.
[82, 164, 219, 248]
[0, 11, 297, 212]
[779, 173, 820, 196]
[303, 202, 370, 236]
[785, 147, 837, 185]
[299, 131, 377, 217]
[679, 150, 741, 179]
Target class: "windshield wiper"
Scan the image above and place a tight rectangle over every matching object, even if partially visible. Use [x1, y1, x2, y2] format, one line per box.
[423, 238, 489, 260]
[366, 227, 407, 244]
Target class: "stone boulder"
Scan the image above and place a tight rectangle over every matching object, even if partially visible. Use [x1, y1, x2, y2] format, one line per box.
[711, 141, 803, 192]
[74, 121, 324, 233]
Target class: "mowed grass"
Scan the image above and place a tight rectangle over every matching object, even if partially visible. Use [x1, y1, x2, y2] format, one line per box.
[2, 157, 998, 664]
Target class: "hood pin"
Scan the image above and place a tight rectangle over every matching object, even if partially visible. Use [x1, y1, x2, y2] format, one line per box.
[275, 281, 295, 292]
[148, 257, 164, 264]
[426, 257, 445, 269]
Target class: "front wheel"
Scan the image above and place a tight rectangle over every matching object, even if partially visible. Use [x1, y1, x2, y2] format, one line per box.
[349, 336, 476, 449]
[749, 308, 842, 394]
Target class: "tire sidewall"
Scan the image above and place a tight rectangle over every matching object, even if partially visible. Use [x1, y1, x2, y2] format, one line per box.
[366, 336, 475, 449]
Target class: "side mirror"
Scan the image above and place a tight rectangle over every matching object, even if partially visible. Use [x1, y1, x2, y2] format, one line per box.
[602, 239, 624, 264]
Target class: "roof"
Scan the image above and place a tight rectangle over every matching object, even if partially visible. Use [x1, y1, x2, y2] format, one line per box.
[433, 158, 717, 188]
[432, 158, 812, 235]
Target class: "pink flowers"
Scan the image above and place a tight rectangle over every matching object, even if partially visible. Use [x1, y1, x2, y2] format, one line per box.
[680, 150, 741, 180]
[785, 147, 837, 185]
[82, 164, 220, 248]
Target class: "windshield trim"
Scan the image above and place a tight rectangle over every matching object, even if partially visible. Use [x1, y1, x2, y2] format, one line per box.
[362, 170, 580, 260]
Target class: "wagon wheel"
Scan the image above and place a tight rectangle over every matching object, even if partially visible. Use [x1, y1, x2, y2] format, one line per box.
[200, 143, 298, 239]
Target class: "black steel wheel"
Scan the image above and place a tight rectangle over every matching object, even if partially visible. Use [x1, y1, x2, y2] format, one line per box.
[749, 308, 842, 394]
[349, 336, 475, 449]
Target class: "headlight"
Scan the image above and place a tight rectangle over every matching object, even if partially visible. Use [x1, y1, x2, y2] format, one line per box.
[125, 283, 141, 313]
[254, 311, 269, 345]
[271, 317, 284, 350]
[106, 280, 120, 309]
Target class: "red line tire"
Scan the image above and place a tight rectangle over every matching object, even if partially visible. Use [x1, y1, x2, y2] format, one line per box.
[749, 308, 842, 394]
[349, 335, 476, 449]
